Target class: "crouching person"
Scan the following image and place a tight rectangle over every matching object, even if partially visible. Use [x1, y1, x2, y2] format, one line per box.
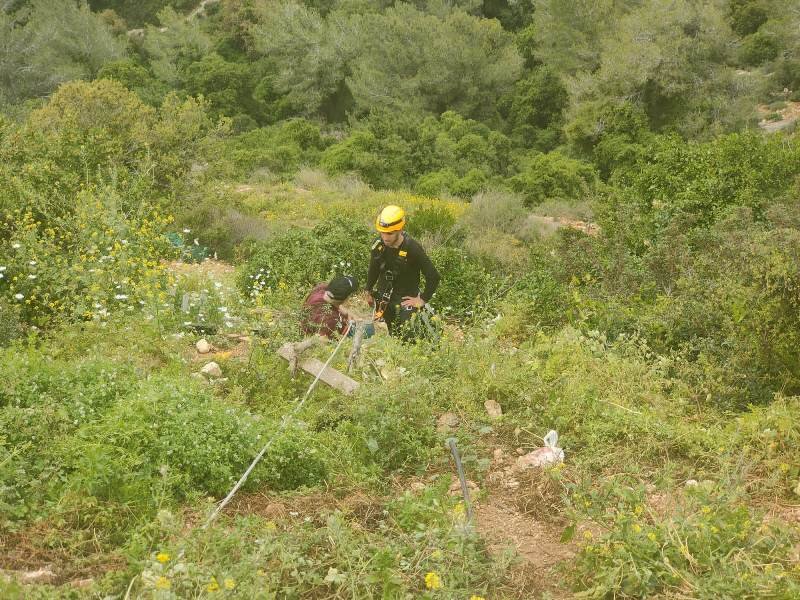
[287, 275, 358, 375]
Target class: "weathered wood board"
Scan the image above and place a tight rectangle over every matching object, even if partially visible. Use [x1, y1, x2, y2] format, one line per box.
[277, 343, 360, 395]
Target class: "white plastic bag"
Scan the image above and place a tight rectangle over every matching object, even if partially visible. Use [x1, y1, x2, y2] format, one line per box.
[516, 430, 565, 469]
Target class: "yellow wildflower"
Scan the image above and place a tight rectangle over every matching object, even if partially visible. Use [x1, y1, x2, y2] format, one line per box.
[155, 576, 170, 590]
[156, 552, 170, 563]
[224, 578, 235, 590]
[470, 596, 487, 600]
[633, 524, 642, 533]
[424, 571, 442, 590]
[647, 532, 657, 542]
[207, 577, 220, 592]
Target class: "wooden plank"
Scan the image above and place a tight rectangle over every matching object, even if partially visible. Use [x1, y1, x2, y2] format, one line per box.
[277, 343, 360, 395]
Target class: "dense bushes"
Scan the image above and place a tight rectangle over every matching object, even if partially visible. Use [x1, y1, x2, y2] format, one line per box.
[0, 79, 221, 330]
[320, 110, 514, 197]
[238, 218, 373, 301]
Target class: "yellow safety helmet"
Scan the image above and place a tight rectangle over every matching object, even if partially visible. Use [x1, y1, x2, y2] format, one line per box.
[376, 205, 405, 232]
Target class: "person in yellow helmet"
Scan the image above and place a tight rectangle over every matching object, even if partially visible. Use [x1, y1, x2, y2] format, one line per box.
[366, 205, 441, 340]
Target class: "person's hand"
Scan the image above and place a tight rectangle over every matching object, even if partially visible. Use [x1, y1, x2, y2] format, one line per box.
[401, 295, 424, 309]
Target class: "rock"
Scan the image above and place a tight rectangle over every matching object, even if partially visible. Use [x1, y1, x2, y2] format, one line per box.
[515, 447, 525, 455]
[484, 399, 502, 419]
[71, 578, 94, 588]
[200, 361, 222, 378]
[448, 479, 479, 495]
[196, 338, 212, 353]
[493, 448, 504, 461]
[190, 372, 206, 383]
[685, 479, 699, 487]
[436, 412, 459, 433]
[19, 567, 57, 584]
[409, 481, 426, 492]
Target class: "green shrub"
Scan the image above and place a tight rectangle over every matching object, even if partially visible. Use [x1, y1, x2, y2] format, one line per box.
[321, 129, 412, 190]
[0, 297, 22, 345]
[257, 426, 328, 491]
[572, 486, 800, 597]
[510, 152, 597, 207]
[462, 190, 527, 236]
[0, 351, 136, 526]
[729, 0, 769, 37]
[740, 30, 780, 66]
[405, 204, 458, 240]
[339, 393, 437, 474]
[239, 217, 373, 300]
[604, 133, 800, 253]
[427, 246, 503, 317]
[728, 396, 800, 497]
[225, 119, 330, 178]
[67, 377, 269, 498]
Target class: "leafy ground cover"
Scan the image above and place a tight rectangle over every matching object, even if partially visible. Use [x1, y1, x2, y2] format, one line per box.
[1, 79, 799, 599]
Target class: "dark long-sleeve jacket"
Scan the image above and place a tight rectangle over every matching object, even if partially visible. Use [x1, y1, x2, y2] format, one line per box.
[366, 234, 441, 302]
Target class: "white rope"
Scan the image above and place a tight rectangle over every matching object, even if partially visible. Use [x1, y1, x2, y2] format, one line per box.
[203, 332, 348, 528]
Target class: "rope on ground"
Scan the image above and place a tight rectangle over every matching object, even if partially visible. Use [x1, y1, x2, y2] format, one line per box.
[203, 332, 349, 529]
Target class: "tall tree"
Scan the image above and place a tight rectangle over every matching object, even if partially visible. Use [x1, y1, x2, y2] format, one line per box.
[348, 3, 522, 119]
[0, 0, 125, 106]
[567, 0, 759, 141]
[532, 0, 638, 75]
[142, 7, 213, 88]
[249, 1, 359, 117]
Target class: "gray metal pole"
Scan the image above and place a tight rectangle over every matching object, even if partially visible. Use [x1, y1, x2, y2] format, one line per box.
[447, 437, 474, 524]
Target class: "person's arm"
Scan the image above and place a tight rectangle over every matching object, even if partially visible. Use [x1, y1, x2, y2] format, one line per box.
[417, 245, 440, 303]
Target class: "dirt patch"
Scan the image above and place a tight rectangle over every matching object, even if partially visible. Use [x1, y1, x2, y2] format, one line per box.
[191, 335, 252, 363]
[758, 101, 800, 133]
[476, 498, 575, 598]
[166, 259, 236, 280]
[0, 521, 125, 587]
[226, 489, 386, 530]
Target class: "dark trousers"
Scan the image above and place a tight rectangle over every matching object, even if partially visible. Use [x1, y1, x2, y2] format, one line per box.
[382, 298, 420, 341]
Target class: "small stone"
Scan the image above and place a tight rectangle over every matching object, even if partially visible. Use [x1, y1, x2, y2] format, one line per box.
[196, 338, 211, 353]
[19, 567, 57, 584]
[409, 481, 426, 492]
[685, 479, 699, 487]
[515, 447, 525, 455]
[493, 448, 504, 461]
[448, 479, 479, 495]
[484, 399, 502, 419]
[200, 361, 222, 378]
[436, 412, 459, 433]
